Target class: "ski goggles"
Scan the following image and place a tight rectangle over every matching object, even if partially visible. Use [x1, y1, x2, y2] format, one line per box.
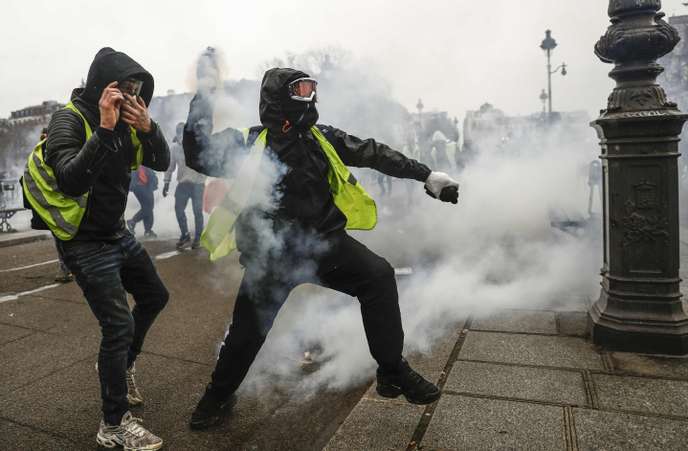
[288, 77, 318, 102]
[118, 78, 143, 97]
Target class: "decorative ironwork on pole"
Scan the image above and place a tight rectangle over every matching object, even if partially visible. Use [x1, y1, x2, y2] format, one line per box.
[589, 0, 688, 355]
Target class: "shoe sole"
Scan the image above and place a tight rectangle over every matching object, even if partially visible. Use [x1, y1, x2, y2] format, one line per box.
[376, 384, 441, 405]
[123, 441, 163, 451]
[96, 434, 163, 451]
[96, 433, 119, 449]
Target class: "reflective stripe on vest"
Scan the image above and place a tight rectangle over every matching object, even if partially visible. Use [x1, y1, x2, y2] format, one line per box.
[200, 127, 377, 261]
[22, 102, 144, 241]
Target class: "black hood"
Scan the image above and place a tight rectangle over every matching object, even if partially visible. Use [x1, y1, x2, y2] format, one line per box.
[80, 47, 155, 106]
[259, 68, 319, 133]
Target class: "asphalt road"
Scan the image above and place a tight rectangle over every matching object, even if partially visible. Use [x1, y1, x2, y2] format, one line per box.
[0, 237, 368, 450]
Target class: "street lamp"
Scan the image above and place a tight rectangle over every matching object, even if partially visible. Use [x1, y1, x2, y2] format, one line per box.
[540, 29, 567, 115]
[590, 0, 688, 354]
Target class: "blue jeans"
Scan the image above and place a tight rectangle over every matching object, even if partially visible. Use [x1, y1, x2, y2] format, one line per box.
[57, 235, 169, 425]
[175, 182, 204, 240]
[130, 185, 155, 233]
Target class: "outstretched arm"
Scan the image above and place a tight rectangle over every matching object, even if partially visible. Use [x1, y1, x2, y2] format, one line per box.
[320, 125, 459, 204]
[319, 125, 431, 182]
[183, 92, 247, 178]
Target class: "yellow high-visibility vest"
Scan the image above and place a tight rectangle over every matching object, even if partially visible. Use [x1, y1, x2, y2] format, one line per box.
[22, 102, 144, 241]
[201, 126, 377, 261]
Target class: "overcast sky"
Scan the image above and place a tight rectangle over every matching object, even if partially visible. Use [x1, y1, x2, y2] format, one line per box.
[1, 0, 687, 120]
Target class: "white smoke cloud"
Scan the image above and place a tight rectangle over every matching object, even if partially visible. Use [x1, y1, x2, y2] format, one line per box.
[132, 46, 604, 402]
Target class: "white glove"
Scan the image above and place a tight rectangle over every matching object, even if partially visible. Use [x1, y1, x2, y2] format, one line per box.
[424, 171, 460, 204]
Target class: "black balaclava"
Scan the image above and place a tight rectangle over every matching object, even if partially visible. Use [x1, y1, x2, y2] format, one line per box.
[259, 68, 319, 134]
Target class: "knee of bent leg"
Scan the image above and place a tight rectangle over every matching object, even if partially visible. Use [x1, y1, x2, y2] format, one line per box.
[368, 257, 395, 285]
[155, 285, 170, 311]
[144, 282, 169, 314]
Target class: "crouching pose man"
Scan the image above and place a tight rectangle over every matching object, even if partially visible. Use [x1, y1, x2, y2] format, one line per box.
[23, 48, 170, 450]
[184, 62, 460, 429]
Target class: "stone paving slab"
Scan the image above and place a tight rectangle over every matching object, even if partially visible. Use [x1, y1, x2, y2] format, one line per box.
[0, 322, 33, 346]
[556, 311, 589, 337]
[324, 399, 424, 451]
[544, 293, 590, 312]
[610, 352, 688, 379]
[0, 419, 78, 451]
[422, 394, 564, 450]
[593, 373, 688, 417]
[458, 331, 604, 370]
[472, 309, 558, 334]
[574, 408, 688, 451]
[0, 332, 96, 397]
[447, 360, 588, 406]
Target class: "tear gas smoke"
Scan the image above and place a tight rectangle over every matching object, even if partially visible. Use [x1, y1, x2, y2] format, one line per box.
[153, 47, 603, 400]
[239, 116, 603, 397]
[1, 45, 604, 400]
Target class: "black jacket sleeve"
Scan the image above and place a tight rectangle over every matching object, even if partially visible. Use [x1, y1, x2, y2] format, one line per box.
[183, 92, 247, 178]
[137, 120, 170, 171]
[44, 109, 118, 197]
[320, 125, 432, 182]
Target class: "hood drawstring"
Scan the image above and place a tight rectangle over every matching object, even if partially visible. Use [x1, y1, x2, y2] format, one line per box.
[282, 120, 292, 134]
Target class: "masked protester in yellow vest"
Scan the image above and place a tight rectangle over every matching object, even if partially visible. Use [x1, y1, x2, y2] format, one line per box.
[22, 47, 169, 451]
[184, 64, 460, 430]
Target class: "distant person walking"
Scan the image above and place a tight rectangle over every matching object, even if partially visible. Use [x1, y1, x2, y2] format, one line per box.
[163, 122, 206, 249]
[128, 165, 158, 238]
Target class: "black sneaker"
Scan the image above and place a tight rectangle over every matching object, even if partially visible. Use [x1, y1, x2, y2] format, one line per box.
[191, 238, 201, 250]
[189, 387, 236, 430]
[376, 358, 441, 405]
[176, 233, 191, 249]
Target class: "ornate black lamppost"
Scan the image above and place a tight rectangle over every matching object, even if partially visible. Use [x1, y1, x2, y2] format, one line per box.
[540, 30, 567, 116]
[590, 0, 688, 354]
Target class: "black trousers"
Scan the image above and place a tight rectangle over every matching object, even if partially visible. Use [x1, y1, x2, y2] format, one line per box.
[209, 231, 404, 398]
[58, 235, 169, 425]
[131, 185, 155, 233]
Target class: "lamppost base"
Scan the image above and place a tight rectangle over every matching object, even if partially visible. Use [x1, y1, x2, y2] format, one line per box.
[589, 290, 688, 355]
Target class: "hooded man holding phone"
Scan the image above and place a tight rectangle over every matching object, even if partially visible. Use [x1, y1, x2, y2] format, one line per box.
[23, 47, 170, 450]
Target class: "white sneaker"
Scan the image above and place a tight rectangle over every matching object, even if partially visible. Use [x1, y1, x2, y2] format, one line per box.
[126, 363, 144, 406]
[96, 411, 163, 451]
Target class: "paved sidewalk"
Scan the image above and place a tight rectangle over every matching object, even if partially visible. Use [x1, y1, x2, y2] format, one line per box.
[325, 304, 688, 451]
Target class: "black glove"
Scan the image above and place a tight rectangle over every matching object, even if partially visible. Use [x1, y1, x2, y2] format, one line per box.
[424, 171, 460, 204]
[162, 182, 170, 197]
[424, 185, 459, 204]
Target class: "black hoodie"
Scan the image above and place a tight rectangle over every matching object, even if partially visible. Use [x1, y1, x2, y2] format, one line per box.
[184, 67, 430, 239]
[42, 48, 169, 241]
